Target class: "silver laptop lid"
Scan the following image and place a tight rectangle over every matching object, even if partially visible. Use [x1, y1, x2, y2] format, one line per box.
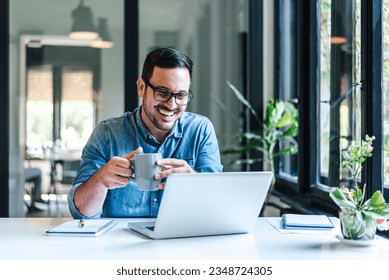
[150, 171, 273, 239]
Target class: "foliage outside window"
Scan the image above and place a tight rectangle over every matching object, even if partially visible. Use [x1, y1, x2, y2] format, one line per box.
[318, 0, 362, 190]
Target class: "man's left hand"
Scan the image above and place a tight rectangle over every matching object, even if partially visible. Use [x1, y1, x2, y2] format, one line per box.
[154, 158, 195, 189]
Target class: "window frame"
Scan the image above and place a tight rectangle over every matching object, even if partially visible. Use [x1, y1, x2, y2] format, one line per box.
[273, 0, 314, 197]
[273, 0, 388, 234]
[361, 0, 383, 200]
[0, 0, 9, 217]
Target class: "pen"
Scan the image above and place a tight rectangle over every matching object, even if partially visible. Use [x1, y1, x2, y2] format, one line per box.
[79, 219, 85, 228]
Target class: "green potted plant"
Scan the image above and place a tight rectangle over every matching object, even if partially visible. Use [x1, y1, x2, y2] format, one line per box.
[330, 135, 389, 241]
[222, 81, 298, 212]
[222, 81, 298, 173]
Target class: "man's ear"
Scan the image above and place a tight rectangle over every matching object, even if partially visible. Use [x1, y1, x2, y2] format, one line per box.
[136, 77, 146, 98]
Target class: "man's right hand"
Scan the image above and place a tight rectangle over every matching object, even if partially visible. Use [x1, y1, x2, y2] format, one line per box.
[98, 146, 143, 190]
[73, 147, 143, 217]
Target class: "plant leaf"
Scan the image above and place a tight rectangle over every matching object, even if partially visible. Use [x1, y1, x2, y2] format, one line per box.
[369, 190, 386, 208]
[274, 114, 294, 128]
[242, 132, 263, 140]
[227, 81, 261, 123]
[272, 146, 298, 158]
[329, 188, 358, 211]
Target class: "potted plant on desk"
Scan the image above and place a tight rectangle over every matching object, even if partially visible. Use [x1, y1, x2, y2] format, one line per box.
[330, 135, 389, 241]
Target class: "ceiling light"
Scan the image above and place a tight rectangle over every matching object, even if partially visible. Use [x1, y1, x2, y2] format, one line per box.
[68, 0, 99, 40]
[91, 18, 114, 49]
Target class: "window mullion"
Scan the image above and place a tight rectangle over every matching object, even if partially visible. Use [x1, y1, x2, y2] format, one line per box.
[361, 0, 383, 198]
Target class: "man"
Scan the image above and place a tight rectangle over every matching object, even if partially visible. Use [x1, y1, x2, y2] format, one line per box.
[68, 48, 223, 218]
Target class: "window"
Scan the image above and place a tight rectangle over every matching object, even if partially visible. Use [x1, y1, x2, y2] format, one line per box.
[274, 0, 387, 222]
[25, 45, 100, 156]
[318, 0, 362, 190]
[277, 0, 299, 183]
[26, 67, 53, 154]
[383, 0, 389, 199]
[312, 0, 384, 204]
[61, 68, 95, 150]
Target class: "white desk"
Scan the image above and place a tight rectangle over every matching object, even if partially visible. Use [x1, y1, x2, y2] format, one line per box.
[1, 217, 389, 260]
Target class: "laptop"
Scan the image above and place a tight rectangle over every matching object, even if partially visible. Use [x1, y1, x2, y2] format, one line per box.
[127, 171, 273, 239]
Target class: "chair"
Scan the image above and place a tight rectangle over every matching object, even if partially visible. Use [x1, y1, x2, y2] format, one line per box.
[49, 159, 81, 215]
[61, 159, 81, 185]
[24, 167, 44, 214]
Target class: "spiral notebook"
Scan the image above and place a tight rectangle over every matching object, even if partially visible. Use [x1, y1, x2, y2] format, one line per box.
[46, 219, 117, 237]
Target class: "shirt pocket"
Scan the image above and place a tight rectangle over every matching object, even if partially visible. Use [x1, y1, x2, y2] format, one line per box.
[111, 184, 144, 208]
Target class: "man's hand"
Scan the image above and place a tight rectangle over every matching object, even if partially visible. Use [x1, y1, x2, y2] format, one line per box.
[154, 158, 195, 189]
[74, 147, 143, 217]
[97, 147, 143, 190]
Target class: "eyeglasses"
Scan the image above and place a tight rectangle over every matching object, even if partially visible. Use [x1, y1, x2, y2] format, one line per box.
[143, 78, 193, 106]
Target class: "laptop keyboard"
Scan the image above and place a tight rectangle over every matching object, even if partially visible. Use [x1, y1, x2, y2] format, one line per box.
[145, 226, 155, 231]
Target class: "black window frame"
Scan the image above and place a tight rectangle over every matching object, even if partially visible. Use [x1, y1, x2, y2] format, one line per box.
[273, 0, 314, 200]
[273, 0, 388, 239]
[0, 0, 9, 217]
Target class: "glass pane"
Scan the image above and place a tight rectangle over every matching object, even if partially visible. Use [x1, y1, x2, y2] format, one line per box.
[61, 68, 94, 150]
[139, 0, 249, 172]
[383, 0, 389, 198]
[319, 0, 361, 188]
[9, 0, 124, 217]
[279, 0, 298, 180]
[26, 67, 53, 156]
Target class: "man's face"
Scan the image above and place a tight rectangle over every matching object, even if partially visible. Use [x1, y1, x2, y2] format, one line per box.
[137, 66, 191, 136]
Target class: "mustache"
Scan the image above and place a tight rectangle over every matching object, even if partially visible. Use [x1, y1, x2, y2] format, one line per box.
[154, 105, 178, 112]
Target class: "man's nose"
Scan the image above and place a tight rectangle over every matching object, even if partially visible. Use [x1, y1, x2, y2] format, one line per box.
[164, 95, 177, 108]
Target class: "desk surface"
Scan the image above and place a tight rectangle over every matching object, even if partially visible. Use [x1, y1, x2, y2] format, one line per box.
[1, 217, 389, 260]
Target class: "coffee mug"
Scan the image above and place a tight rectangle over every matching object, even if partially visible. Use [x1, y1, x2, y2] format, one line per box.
[131, 153, 162, 191]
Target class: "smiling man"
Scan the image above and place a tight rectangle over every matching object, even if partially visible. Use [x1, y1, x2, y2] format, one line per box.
[67, 48, 223, 219]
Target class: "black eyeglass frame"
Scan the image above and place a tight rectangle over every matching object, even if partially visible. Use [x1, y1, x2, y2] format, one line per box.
[142, 78, 193, 106]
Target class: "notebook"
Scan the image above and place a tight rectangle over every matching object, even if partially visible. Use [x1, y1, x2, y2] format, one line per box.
[281, 214, 334, 230]
[127, 171, 274, 239]
[46, 219, 117, 237]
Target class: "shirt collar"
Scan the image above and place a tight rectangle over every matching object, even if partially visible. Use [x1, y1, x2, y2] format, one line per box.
[135, 106, 183, 141]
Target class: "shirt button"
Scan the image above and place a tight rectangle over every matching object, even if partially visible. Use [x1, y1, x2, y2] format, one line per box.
[153, 198, 158, 202]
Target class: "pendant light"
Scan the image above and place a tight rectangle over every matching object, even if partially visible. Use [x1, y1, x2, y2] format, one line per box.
[91, 18, 114, 49]
[68, 0, 99, 40]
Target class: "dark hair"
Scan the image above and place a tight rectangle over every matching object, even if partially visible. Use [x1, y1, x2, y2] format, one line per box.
[141, 48, 193, 82]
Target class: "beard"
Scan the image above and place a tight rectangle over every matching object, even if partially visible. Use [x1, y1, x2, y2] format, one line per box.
[142, 103, 179, 132]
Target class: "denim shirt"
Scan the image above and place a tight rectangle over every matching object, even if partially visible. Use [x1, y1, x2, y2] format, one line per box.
[67, 107, 223, 219]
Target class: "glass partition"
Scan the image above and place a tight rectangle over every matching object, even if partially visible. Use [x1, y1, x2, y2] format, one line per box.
[383, 0, 389, 198]
[9, 0, 124, 216]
